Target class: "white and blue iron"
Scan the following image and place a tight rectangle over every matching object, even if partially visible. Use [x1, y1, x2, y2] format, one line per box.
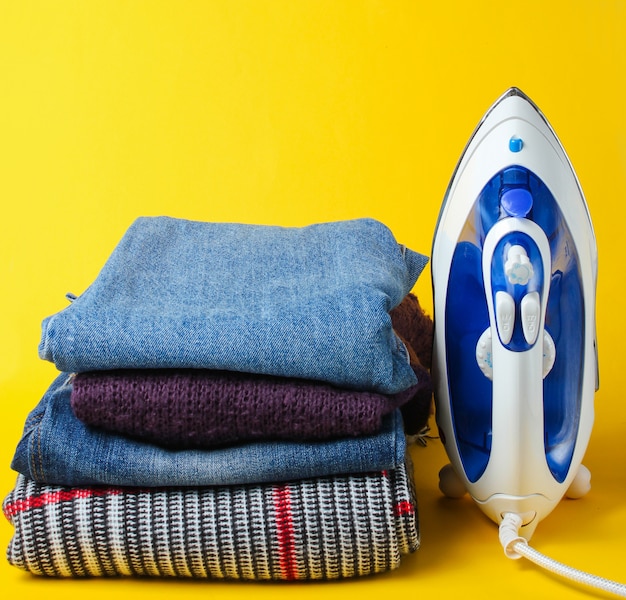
[432, 87, 598, 541]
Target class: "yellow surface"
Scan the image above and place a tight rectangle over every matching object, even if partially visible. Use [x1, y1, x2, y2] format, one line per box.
[1, 1, 625, 598]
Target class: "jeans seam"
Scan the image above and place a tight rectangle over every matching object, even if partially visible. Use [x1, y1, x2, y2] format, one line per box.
[28, 413, 44, 481]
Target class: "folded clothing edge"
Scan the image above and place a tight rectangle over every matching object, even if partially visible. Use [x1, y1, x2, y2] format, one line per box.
[3, 454, 419, 580]
[10, 373, 407, 487]
[37, 217, 429, 395]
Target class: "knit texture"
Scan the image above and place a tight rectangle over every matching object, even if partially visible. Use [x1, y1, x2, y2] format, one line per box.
[71, 368, 422, 447]
[3, 458, 419, 580]
[392, 293, 434, 434]
[390, 292, 434, 370]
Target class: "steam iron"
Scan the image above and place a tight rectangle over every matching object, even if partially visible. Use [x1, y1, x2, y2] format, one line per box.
[432, 88, 598, 541]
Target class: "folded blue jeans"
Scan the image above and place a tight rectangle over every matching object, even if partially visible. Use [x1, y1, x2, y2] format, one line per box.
[38, 217, 428, 394]
[11, 374, 407, 488]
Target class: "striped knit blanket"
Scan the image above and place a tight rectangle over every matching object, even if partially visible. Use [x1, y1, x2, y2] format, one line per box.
[3, 457, 419, 580]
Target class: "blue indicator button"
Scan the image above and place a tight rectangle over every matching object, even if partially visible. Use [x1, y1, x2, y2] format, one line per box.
[509, 137, 523, 152]
[501, 187, 533, 217]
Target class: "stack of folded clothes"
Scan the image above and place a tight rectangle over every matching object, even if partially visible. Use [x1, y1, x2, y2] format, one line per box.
[3, 217, 433, 580]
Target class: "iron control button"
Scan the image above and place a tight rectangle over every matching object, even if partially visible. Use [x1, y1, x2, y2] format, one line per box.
[495, 290, 515, 345]
[505, 244, 533, 285]
[520, 291, 541, 345]
[501, 187, 533, 217]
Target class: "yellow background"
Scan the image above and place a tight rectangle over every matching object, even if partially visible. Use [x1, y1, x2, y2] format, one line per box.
[1, 1, 625, 598]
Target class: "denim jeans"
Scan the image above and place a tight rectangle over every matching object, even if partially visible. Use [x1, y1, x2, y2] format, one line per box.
[11, 374, 407, 487]
[38, 217, 428, 394]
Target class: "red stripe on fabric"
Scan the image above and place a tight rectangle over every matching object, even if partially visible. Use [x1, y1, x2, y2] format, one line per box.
[3, 487, 123, 519]
[393, 500, 415, 516]
[273, 484, 298, 580]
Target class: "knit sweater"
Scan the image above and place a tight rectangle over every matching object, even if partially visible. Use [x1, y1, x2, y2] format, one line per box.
[70, 367, 427, 447]
[4, 456, 418, 580]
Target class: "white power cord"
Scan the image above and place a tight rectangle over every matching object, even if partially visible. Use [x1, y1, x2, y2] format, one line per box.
[499, 512, 626, 597]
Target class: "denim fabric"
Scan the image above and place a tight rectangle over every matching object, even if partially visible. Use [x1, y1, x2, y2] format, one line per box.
[38, 217, 428, 394]
[11, 374, 407, 487]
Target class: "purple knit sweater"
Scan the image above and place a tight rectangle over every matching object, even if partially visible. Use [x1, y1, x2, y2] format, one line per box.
[70, 367, 430, 448]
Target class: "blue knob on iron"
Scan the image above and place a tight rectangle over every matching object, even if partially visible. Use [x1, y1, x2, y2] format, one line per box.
[509, 136, 524, 152]
[501, 187, 533, 217]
